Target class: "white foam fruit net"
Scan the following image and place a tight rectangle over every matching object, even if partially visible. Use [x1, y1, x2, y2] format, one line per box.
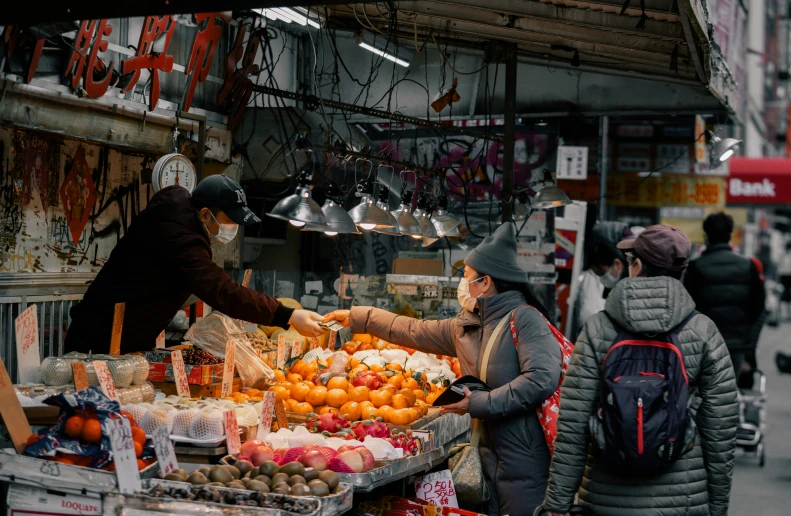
[172, 409, 200, 437]
[124, 404, 149, 427]
[288, 426, 326, 448]
[141, 408, 176, 435]
[235, 405, 258, 427]
[363, 438, 401, 459]
[189, 411, 225, 440]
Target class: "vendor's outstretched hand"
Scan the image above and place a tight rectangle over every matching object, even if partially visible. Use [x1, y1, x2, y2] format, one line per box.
[323, 310, 351, 328]
[289, 309, 325, 337]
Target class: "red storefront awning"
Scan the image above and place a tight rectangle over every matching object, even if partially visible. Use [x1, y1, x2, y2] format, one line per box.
[727, 158, 791, 204]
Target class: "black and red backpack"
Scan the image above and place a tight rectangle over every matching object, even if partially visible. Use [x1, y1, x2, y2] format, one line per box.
[590, 311, 698, 471]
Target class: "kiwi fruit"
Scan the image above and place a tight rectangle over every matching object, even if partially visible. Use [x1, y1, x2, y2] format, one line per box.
[224, 466, 241, 480]
[240, 477, 251, 486]
[279, 462, 306, 477]
[332, 485, 345, 495]
[172, 469, 188, 479]
[247, 480, 270, 493]
[290, 483, 311, 497]
[186, 472, 208, 485]
[318, 470, 339, 491]
[164, 473, 186, 482]
[271, 473, 290, 486]
[259, 461, 280, 478]
[207, 482, 225, 487]
[307, 480, 330, 497]
[235, 460, 254, 476]
[208, 467, 232, 484]
[254, 475, 272, 486]
[198, 467, 212, 477]
[225, 481, 245, 490]
[249, 467, 260, 478]
[287, 475, 306, 486]
[273, 482, 290, 492]
[303, 470, 320, 482]
[273, 487, 290, 495]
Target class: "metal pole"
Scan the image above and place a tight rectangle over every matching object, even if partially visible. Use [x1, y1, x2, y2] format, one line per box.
[598, 115, 609, 221]
[501, 44, 518, 223]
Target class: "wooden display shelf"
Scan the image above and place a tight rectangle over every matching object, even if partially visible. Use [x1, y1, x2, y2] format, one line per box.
[0, 406, 59, 426]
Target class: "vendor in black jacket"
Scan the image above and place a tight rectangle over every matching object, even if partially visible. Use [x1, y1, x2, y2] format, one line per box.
[65, 174, 324, 354]
[684, 212, 766, 376]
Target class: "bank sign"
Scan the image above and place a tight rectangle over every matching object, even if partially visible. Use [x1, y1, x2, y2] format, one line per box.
[726, 158, 791, 205]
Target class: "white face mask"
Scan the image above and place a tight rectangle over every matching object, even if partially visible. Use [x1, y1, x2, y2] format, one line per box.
[204, 211, 239, 244]
[598, 268, 620, 289]
[457, 277, 484, 312]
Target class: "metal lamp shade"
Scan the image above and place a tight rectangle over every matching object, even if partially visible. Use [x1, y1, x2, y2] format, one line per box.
[391, 205, 423, 238]
[373, 201, 402, 236]
[532, 184, 572, 210]
[431, 211, 462, 238]
[711, 136, 741, 165]
[303, 200, 360, 235]
[348, 195, 394, 230]
[414, 209, 438, 239]
[267, 187, 327, 226]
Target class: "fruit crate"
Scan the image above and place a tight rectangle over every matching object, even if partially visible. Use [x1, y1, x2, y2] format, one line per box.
[152, 378, 242, 398]
[145, 351, 226, 386]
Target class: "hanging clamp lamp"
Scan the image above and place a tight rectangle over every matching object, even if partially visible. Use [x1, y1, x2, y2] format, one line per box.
[266, 169, 327, 227]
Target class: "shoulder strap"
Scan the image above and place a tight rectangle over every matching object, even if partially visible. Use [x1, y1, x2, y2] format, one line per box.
[470, 309, 514, 448]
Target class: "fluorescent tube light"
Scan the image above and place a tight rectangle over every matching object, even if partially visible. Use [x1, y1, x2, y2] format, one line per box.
[359, 42, 410, 67]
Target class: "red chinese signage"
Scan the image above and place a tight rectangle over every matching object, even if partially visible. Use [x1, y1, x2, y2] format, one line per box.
[217, 24, 263, 130]
[121, 15, 177, 110]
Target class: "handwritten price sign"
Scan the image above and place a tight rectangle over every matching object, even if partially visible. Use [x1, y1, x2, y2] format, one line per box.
[156, 331, 166, 349]
[291, 339, 304, 357]
[256, 391, 277, 439]
[93, 360, 118, 401]
[276, 335, 286, 369]
[72, 362, 89, 391]
[310, 337, 319, 351]
[15, 305, 40, 384]
[107, 417, 142, 494]
[153, 425, 178, 478]
[328, 330, 338, 350]
[221, 340, 236, 398]
[414, 470, 458, 508]
[223, 410, 241, 455]
[170, 350, 191, 398]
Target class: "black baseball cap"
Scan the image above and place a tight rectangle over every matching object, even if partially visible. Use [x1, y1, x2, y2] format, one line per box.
[192, 174, 261, 226]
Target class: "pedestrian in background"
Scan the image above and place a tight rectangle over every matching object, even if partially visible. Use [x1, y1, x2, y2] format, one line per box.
[541, 225, 738, 516]
[684, 212, 766, 378]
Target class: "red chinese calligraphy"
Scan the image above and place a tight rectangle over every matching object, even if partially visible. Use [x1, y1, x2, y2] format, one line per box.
[121, 15, 176, 110]
[65, 20, 114, 98]
[3, 25, 45, 83]
[217, 24, 261, 130]
[183, 13, 231, 111]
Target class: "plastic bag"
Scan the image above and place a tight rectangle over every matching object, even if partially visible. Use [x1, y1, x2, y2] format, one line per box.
[184, 312, 275, 388]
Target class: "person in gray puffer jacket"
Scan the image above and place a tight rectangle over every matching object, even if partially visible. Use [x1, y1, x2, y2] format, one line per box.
[542, 225, 739, 516]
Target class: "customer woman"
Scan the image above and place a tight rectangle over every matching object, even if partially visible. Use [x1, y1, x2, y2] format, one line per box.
[325, 223, 562, 516]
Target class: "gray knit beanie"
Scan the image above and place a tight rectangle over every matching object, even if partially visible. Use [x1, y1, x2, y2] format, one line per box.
[464, 223, 528, 283]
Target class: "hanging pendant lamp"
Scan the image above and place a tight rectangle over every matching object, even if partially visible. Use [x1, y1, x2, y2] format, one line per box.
[373, 186, 402, 236]
[390, 189, 422, 239]
[348, 180, 394, 230]
[413, 194, 437, 241]
[531, 169, 572, 210]
[431, 195, 462, 238]
[302, 199, 360, 235]
[266, 170, 326, 227]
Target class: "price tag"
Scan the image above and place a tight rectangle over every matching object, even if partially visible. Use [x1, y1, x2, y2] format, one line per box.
[15, 305, 40, 384]
[284, 341, 294, 362]
[274, 398, 288, 430]
[256, 391, 277, 439]
[153, 425, 178, 478]
[156, 331, 166, 349]
[310, 337, 319, 351]
[242, 269, 252, 288]
[292, 340, 304, 357]
[221, 340, 236, 398]
[414, 470, 458, 508]
[106, 417, 142, 494]
[72, 362, 89, 391]
[110, 303, 125, 355]
[0, 357, 33, 453]
[93, 360, 118, 401]
[223, 410, 241, 455]
[170, 350, 191, 398]
[328, 330, 338, 350]
[276, 335, 286, 369]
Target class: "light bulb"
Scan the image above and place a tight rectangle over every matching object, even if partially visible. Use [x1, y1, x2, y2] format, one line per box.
[289, 220, 306, 227]
[324, 231, 338, 236]
[359, 223, 377, 230]
[719, 149, 734, 162]
[411, 234, 423, 240]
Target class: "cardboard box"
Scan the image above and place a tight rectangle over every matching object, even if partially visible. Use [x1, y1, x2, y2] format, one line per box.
[392, 258, 444, 276]
[7, 484, 102, 515]
[152, 378, 242, 398]
[145, 351, 225, 385]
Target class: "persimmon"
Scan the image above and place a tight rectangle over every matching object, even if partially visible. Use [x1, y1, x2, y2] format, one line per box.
[352, 334, 372, 344]
[340, 401, 362, 421]
[326, 389, 349, 408]
[349, 386, 371, 403]
[407, 407, 420, 423]
[369, 363, 385, 373]
[306, 385, 328, 406]
[415, 400, 429, 417]
[370, 389, 393, 408]
[327, 377, 349, 391]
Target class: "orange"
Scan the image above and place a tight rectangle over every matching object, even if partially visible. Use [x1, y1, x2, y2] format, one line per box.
[340, 401, 362, 421]
[286, 399, 300, 411]
[359, 400, 375, 410]
[270, 385, 291, 401]
[274, 370, 287, 382]
[391, 394, 408, 409]
[291, 360, 306, 377]
[81, 419, 102, 444]
[402, 378, 420, 390]
[370, 389, 393, 408]
[319, 406, 339, 415]
[349, 358, 361, 369]
[54, 456, 76, 465]
[398, 389, 417, 407]
[352, 334, 372, 344]
[26, 434, 40, 446]
[414, 389, 427, 402]
[387, 374, 404, 389]
[361, 405, 380, 420]
[306, 386, 328, 406]
[381, 384, 398, 394]
[64, 416, 85, 439]
[378, 405, 394, 423]
[287, 373, 303, 384]
[134, 441, 143, 458]
[426, 391, 439, 405]
[131, 426, 147, 446]
[407, 407, 420, 423]
[390, 408, 411, 425]
[327, 377, 349, 391]
[137, 459, 148, 471]
[294, 402, 314, 415]
[350, 365, 368, 377]
[326, 389, 349, 408]
[387, 362, 403, 372]
[415, 400, 429, 417]
[290, 382, 311, 402]
[370, 363, 385, 373]
[349, 386, 371, 403]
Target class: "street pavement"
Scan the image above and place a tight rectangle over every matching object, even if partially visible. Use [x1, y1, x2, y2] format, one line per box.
[729, 322, 791, 515]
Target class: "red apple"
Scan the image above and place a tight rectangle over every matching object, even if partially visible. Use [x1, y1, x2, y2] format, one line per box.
[299, 449, 329, 471]
[336, 450, 364, 473]
[240, 439, 266, 457]
[250, 446, 275, 466]
[356, 447, 375, 472]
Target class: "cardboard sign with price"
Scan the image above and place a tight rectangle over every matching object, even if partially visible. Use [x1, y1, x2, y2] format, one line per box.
[291, 339, 304, 357]
[0, 357, 33, 453]
[221, 341, 236, 398]
[414, 470, 459, 508]
[72, 362, 89, 391]
[107, 417, 142, 493]
[310, 337, 319, 351]
[170, 350, 191, 398]
[153, 425, 179, 477]
[328, 330, 338, 350]
[109, 303, 125, 356]
[15, 305, 40, 384]
[223, 410, 241, 455]
[256, 391, 277, 439]
[156, 331, 166, 349]
[276, 335, 287, 369]
[93, 360, 118, 401]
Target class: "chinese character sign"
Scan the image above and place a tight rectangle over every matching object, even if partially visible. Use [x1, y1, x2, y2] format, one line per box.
[223, 410, 241, 455]
[15, 305, 40, 384]
[93, 360, 118, 401]
[184, 13, 231, 111]
[221, 340, 236, 398]
[107, 417, 142, 493]
[217, 24, 262, 130]
[256, 391, 277, 439]
[121, 15, 176, 110]
[64, 19, 114, 98]
[153, 425, 179, 477]
[170, 350, 191, 398]
[414, 470, 459, 508]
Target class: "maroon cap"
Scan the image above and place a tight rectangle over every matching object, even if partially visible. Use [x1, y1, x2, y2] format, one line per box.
[617, 225, 691, 272]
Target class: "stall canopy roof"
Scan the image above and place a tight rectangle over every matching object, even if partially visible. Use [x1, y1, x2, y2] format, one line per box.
[727, 158, 791, 205]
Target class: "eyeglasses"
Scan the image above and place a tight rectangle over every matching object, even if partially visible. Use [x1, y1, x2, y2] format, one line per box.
[468, 276, 485, 285]
[625, 252, 638, 266]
